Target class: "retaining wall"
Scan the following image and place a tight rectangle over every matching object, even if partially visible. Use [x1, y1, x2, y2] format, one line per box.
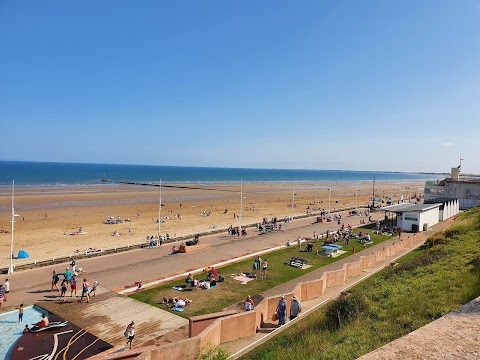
[141, 234, 422, 359]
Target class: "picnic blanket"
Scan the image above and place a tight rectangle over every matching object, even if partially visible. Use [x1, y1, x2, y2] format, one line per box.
[233, 275, 255, 283]
[172, 307, 184, 312]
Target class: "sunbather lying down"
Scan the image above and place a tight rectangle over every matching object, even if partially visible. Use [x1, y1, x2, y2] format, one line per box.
[162, 296, 192, 308]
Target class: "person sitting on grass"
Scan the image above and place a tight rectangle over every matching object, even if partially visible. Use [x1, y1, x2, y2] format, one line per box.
[185, 273, 194, 285]
[244, 295, 255, 311]
[304, 243, 314, 252]
[209, 276, 217, 287]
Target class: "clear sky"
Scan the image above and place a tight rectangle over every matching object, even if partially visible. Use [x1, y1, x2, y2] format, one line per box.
[1, 1, 479, 173]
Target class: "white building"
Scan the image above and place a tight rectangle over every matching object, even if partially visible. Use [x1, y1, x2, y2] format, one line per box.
[383, 198, 459, 232]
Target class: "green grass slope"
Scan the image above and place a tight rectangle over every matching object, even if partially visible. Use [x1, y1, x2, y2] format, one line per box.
[241, 209, 480, 360]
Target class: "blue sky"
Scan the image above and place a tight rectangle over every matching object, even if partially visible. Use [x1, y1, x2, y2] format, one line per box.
[1, 1, 479, 173]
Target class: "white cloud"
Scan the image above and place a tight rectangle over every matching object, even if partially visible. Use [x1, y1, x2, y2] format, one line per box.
[440, 142, 455, 147]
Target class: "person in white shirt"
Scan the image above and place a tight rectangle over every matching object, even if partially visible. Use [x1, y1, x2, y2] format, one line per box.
[4, 279, 9, 301]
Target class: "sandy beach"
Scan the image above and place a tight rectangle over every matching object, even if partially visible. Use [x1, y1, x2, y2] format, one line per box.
[0, 181, 424, 267]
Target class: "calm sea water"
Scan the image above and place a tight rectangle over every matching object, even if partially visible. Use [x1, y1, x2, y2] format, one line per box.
[0, 161, 439, 187]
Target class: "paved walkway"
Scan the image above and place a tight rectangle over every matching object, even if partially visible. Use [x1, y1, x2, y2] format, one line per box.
[0, 209, 383, 309]
[37, 286, 188, 347]
[359, 295, 480, 360]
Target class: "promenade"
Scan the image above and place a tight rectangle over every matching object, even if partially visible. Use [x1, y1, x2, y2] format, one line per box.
[0, 208, 384, 308]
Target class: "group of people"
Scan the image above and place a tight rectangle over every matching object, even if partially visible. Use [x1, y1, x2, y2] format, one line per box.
[51, 259, 98, 303]
[252, 256, 268, 278]
[274, 295, 302, 326]
[244, 294, 302, 325]
[227, 225, 245, 237]
[184, 267, 219, 290]
[162, 296, 192, 308]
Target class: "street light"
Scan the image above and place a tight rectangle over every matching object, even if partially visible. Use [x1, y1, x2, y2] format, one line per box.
[10, 180, 20, 274]
[239, 179, 246, 230]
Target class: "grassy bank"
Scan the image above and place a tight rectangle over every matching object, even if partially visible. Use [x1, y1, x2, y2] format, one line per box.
[240, 209, 480, 360]
[130, 225, 392, 318]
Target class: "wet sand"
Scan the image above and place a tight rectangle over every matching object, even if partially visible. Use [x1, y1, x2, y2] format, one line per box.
[0, 181, 424, 267]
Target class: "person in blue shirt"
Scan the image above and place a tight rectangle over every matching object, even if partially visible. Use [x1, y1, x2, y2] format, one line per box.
[64, 268, 72, 283]
[276, 295, 287, 326]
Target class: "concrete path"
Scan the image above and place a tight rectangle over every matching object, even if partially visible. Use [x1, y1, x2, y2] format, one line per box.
[37, 286, 188, 347]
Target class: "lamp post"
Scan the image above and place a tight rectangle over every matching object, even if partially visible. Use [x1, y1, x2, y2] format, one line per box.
[10, 180, 20, 274]
[328, 181, 331, 214]
[239, 179, 243, 229]
[158, 179, 162, 239]
[291, 180, 295, 222]
[355, 183, 358, 211]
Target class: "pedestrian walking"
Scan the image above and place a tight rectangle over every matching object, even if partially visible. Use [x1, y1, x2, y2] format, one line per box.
[70, 275, 78, 297]
[276, 295, 287, 326]
[297, 237, 301, 248]
[60, 280, 68, 301]
[70, 257, 77, 273]
[90, 280, 98, 297]
[125, 321, 135, 349]
[79, 278, 90, 303]
[0, 285, 5, 308]
[51, 270, 60, 292]
[289, 296, 302, 320]
[64, 267, 72, 283]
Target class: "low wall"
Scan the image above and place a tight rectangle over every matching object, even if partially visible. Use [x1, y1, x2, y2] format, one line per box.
[189, 310, 237, 337]
[141, 233, 423, 359]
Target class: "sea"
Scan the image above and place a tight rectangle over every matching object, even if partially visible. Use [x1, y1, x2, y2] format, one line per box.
[0, 161, 441, 188]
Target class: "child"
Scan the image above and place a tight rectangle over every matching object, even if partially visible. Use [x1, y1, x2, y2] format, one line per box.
[23, 325, 29, 333]
[18, 304, 24, 322]
[89, 280, 98, 297]
[70, 275, 78, 297]
[60, 280, 68, 301]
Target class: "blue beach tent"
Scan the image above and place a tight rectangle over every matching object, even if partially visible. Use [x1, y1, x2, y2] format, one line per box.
[17, 250, 29, 258]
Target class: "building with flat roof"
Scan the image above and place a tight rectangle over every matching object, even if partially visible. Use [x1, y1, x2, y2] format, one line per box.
[425, 166, 480, 209]
[383, 198, 459, 232]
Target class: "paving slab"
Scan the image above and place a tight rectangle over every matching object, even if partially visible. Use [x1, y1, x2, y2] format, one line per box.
[37, 286, 188, 347]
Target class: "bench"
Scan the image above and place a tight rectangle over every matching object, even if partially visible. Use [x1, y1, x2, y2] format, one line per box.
[289, 257, 307, 268]
[177, 244, 210, 253]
